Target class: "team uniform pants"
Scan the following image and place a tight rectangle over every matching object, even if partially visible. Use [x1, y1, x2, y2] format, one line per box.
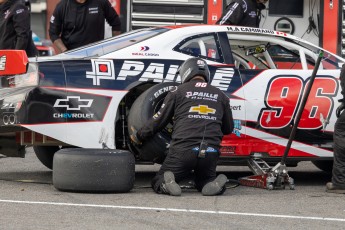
[332, 111, 345, 186]
[151, 146, 219, 193]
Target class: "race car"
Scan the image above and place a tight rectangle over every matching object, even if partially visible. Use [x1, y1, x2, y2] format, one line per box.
[0, 25, 343, 174]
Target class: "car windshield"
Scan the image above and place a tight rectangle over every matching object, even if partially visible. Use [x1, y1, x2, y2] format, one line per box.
[62, 27, 170, 58]
[286, 38, 344, 69]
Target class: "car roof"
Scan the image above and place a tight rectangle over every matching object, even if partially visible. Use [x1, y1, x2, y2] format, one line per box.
[34, 25, 340, 62]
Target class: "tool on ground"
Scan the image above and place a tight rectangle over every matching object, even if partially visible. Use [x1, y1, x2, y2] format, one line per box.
[239, 51, 324, 190]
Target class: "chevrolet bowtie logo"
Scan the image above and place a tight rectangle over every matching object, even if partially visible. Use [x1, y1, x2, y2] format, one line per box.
[54, 96, 93, 110]
[189, 105, 216, 115]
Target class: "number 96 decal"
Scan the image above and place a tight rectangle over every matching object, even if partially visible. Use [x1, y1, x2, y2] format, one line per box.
[258, 76, 339, 129]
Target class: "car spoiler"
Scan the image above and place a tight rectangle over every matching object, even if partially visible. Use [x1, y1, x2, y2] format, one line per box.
[0, 50, 28, 76]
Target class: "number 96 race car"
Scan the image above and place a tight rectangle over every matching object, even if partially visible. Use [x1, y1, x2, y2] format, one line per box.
[0, 25, 343, 175]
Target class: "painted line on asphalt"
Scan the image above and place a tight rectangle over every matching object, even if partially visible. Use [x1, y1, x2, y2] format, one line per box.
[0, 199, 344, 222]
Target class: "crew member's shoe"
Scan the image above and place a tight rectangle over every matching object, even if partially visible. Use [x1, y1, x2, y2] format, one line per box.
[326, 182, 345, 194]
[160, 171, 181, 196]
[202, 174, 227, 196]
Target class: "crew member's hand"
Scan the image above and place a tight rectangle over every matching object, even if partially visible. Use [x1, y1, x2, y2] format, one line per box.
[336, 102, 345, 118]
[130, 126, 142, 146]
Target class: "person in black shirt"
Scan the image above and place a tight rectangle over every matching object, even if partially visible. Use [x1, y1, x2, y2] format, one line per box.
[326, 64, 345, 193]
[130, 58, 234, 196]
[49, 0, 121, 53]
[0, 0, 38, 57]
[216, 0, 268, 27]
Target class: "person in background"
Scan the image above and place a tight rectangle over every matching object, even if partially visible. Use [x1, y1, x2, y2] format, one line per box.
[49, 0, 121, 53]
[326, 64, 345, 193]
[216, 0, 268, 27]
[0, 0, 38, 57]
[130, 58, 234, 196]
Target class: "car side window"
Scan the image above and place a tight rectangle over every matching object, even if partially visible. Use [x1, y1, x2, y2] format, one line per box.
[174, 34, 223, 62]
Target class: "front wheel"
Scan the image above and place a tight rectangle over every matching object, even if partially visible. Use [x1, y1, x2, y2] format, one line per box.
[33, 146, 60, 170]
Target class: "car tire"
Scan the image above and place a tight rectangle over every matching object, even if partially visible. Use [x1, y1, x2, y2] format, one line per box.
[312, 160, 333, 173]
[127, 82, 179, 163]
[53, 148, 135, 193]
[33, 146, 60, 170]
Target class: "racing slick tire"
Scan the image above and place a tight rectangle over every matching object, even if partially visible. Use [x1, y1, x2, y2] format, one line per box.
[33, 146, 60, 170]
[312, 160, 333, 173]
[52, 148, 135, 193]
[127, 82, 179, 163]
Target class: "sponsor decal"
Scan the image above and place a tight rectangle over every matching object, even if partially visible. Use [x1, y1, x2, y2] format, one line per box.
[132, 52, 159, 57]
[188, 105, 216, 120]
[233, 119, 242, 137]
[54, 96, 93, 110]
[53, 113, 94, 119]
[132, 46, 159, 56]
[117, 60, 179, 82]
[1, 102, 16, 110]
[89, 7, 98, 14]
[2, 113, 16, 125]
[153, 86, 177, 99]
[85, 60, 234, 91]
[258, 76, 338, 129]
[53, 96, 95, 120]
[0, 55, 6, 70]
[220, 146, 236, 155]
[86, 59, 115, 85]
[227, 27, 275, 35]
[186, 91, 218, 101]
[230, 105, 242, 111]
[140, 46, 150, 51]
[275, 31, 287, 36]
[189, 105, 216, 115]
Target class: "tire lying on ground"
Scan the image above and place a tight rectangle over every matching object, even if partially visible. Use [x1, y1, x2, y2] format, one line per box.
[53, 148, 135, 193]
[33, 146, 60, 170]
[127, 82, 179, 163]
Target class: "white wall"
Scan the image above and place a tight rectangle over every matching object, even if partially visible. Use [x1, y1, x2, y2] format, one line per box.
[260, 0, 320, 46]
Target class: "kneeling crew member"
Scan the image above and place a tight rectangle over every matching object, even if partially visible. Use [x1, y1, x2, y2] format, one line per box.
[130, 58, 234, 196]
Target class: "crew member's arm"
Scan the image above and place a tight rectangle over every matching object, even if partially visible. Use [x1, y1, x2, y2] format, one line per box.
[340, 64, 345, 98]
[216, 1, 244, 25]
[336, 64, 345, 117]
[12, 5, 30, 50]
[103, 0, 121, 36]
[53, 39, 68, 53]
[137, 92, 176, 142]
[49, 2, 68, 52]
[221, 95, 234, 135]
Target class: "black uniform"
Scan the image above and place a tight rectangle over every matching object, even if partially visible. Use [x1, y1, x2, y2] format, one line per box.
[49, 0, 121, 50]
[216, 0, 265, 27]
[137, 79, 234, 193]
[332, 64, 345, 186]
[0, 0, 37, 57]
